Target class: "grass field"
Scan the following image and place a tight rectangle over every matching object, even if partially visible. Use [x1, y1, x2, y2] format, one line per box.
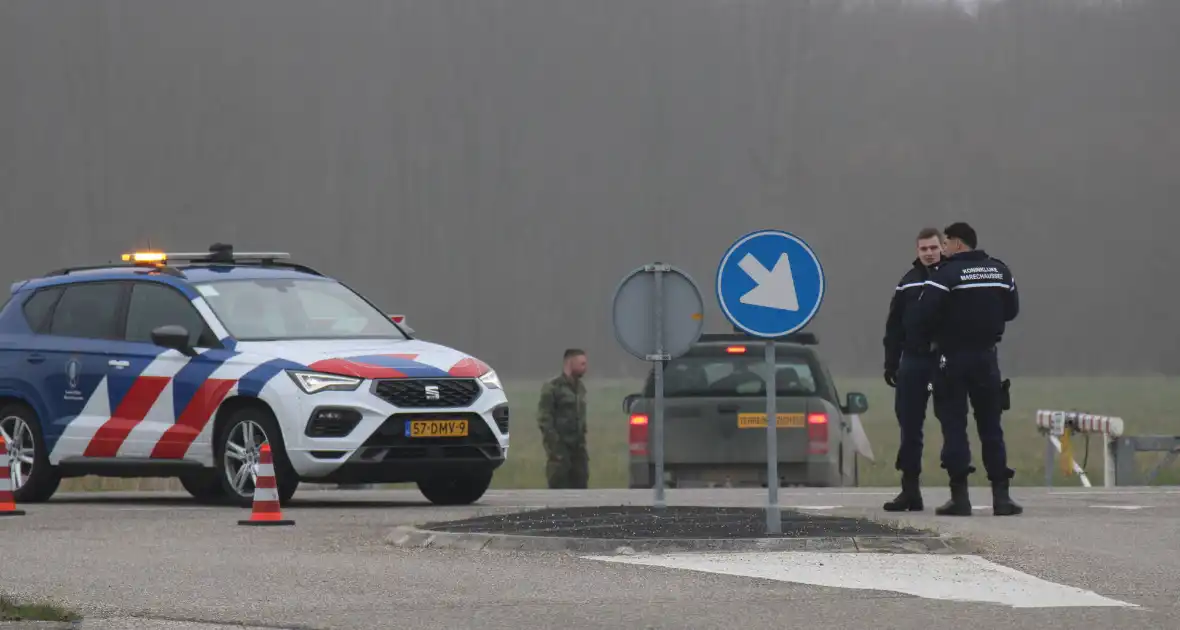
[55, 376, 1180, 494]
[0, 594, 78, 622]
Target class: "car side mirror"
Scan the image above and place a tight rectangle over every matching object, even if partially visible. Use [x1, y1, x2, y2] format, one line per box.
[622, 393, 641, 414]
[151, 324, 197, 357]
[844, 392, 868, 415]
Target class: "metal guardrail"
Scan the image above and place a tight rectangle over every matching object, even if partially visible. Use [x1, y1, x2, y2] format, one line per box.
[1112, 434, 1180, 486]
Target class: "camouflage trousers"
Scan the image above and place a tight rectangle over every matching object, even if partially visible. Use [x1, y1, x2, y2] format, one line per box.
[545, 441, 589, 489]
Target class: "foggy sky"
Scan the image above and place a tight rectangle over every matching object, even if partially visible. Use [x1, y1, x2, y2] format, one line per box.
[2, 0, 1177, 379]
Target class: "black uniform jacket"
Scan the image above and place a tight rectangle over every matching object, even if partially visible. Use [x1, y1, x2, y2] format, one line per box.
[883, 257, 940, 371]
[911, 249, 1019, 353]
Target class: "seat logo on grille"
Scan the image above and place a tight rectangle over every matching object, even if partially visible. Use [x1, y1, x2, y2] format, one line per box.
[424, 384, 441, 400]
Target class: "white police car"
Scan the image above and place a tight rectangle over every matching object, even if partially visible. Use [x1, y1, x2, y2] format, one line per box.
[0, 244, 509, 506]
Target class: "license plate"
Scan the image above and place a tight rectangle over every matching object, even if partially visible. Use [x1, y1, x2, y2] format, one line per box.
[405, 419, 469, 437]
[737, 413, 805, 429]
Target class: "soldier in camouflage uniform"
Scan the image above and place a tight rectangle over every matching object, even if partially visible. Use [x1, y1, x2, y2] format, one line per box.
[536, 348, 589, 489]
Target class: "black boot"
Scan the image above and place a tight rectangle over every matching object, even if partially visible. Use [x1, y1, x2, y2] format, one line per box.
[991, 479, 1023, 516]
[883, 473, 923, 512]
[935, 476, 972, 516]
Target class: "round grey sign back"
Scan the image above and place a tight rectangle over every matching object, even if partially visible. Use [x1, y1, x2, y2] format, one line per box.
[611, 264, 705, 361]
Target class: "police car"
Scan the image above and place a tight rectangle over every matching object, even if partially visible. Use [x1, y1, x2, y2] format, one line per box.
[0, 244, 509, 506]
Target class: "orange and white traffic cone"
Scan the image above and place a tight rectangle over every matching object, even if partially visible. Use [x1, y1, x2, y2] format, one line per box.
[238, 442, 293, 527]
[0, 435, 27, 517]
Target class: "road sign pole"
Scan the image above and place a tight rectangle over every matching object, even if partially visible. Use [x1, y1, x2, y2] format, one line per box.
[652, 267, 667, 509]
[765, 339, 781, 534]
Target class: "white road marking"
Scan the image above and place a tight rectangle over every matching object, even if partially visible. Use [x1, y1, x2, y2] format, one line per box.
[1049, 489, 1180, 495]
[784, 505, 842, 510]
[584, 551, 1138, 609]
[1088, 505, 1147, 510]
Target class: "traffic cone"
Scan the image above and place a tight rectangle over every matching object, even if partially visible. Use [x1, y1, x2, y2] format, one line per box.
[0, 435, 27, 516]
[238, 442, 293, 526]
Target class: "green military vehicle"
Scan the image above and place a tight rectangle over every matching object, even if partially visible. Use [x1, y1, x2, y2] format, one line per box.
[622, 331, 871, 489]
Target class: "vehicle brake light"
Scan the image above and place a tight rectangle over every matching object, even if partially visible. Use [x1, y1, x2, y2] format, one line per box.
[807, 413, 829, 455]
[389, 314, 405, 323]
[726, 346, 746, 354]
[629, 414, 649, 456]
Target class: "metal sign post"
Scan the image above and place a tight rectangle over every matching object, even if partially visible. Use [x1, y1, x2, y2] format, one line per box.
[611, 262, 705, 509]
[764, 338, 778, 528]
[652, 268, 667, 507]
[715, 229, 826, 535]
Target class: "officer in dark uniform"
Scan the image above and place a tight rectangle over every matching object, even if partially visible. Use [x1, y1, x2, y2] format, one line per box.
[912, 222, 1021, 516]
[881, 227, 945, 512]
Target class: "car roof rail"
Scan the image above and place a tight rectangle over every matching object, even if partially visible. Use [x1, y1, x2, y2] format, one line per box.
[42, 263, 187, 279]
[43, 243, 326, 280]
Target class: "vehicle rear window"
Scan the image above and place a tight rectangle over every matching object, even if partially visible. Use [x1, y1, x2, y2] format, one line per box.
[646, 355, 820, 397]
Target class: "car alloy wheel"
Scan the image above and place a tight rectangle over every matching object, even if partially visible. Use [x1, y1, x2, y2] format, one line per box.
[0, 414, 37, 491]
[223, 419, 269, 499]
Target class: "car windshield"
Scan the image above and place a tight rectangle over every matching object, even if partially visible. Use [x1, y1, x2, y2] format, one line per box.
[194, 278, 407, 341]
[645, 353, 820, 398]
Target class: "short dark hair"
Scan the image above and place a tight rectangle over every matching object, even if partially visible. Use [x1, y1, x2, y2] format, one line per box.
[563, 348, 586, 360]
[943, 222, 977, 249]
[916, 227, 942, 241]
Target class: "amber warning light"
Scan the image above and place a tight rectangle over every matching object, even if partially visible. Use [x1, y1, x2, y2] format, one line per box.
[726, 346, 746, 354]
[122, 251, 167, 263]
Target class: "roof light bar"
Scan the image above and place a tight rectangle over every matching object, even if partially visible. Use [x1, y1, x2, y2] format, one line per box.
[119, 243, 291, 265]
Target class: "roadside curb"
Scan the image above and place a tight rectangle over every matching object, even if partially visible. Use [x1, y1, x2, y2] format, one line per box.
[384, 525, 977, 555]
[0, 622, 78, 629]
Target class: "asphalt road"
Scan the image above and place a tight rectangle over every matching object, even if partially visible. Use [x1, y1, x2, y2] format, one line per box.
[4, 485, 1179, 629]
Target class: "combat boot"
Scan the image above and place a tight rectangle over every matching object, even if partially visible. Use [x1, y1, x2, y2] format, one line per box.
[991, 479, 1023, 516]
[882, 472, 923, 512]
[934, 476, 972, 516]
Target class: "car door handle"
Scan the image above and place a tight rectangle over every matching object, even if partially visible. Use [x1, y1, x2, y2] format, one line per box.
[108, 360, 130, 369]
[26, 353, 45, 364]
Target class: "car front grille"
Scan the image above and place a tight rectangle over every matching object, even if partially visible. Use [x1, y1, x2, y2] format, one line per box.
[372, 378, 480, 408]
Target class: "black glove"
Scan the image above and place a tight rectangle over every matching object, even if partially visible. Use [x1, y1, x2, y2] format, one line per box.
[884, 369, 898, 387]
[1000, 379, 1011, 411]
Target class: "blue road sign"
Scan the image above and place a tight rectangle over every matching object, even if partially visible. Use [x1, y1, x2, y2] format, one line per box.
[715, 229, 825, 338]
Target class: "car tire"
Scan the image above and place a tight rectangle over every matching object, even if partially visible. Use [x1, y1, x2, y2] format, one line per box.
[417, 470, 493, 506]
[0, 401, 62, 503]
[215, 404, 299, 508]
[178, 469, 227, 504]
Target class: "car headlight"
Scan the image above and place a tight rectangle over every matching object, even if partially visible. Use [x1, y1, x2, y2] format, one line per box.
[286, 370, 363, 394]
[479, 369, 503, 390]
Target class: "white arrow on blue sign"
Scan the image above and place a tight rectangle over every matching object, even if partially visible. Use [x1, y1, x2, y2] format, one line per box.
[715, 229, 826, 338]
